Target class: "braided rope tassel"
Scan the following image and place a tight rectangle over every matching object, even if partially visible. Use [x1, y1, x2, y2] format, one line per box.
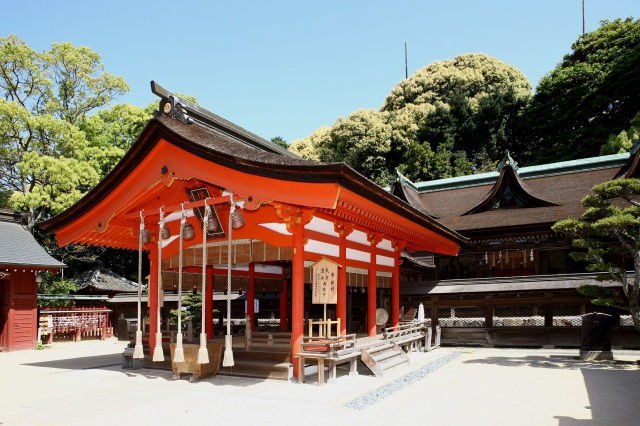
[173, 207, 186, 363]
[197, 203, 210, 364]
[133, 212, 145, 359]
[152, 210, 165, 362]
[222, 201, 235, 367]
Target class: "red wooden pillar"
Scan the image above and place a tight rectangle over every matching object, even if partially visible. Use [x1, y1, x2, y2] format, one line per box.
[247, 262, 255, 331]
[206, 266, 214, 339]
[392, 241, 405, 328]
[334, 221, 352, 336]
[148, 245, 158, 355]
[291, 222, 305, 377]
[367, 233, 380, 337]
[280, 277, 288, 332]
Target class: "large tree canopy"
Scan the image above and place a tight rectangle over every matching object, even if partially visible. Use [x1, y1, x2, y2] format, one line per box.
[291, 53, 532, 184]
[524, 18, 640, 164]
[0, 35, 146, 229]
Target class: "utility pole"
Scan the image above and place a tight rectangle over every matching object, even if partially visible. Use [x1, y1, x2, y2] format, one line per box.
[404, 41, 408, 79]
[582, 0, 586, 35]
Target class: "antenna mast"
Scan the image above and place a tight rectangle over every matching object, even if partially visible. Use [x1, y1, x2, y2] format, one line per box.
[404, 41, 408, 79]
[582, 0, 585, 35]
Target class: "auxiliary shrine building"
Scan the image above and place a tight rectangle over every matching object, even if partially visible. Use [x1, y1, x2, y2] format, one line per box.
[393, 150, 640, 348]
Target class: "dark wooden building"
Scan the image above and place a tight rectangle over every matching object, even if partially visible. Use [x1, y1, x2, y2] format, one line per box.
[390, 151, 640, 348]
[0, 210, 65, 351]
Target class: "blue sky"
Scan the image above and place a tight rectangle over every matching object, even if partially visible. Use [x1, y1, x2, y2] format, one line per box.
[2, 1, 639, 143]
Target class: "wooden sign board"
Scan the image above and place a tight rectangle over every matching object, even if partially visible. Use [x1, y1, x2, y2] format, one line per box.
[311, 257, 340, 305]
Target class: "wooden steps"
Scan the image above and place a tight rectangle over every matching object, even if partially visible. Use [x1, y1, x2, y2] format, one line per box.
[218, 350, 292, 381]
[360, 341, 409, 377]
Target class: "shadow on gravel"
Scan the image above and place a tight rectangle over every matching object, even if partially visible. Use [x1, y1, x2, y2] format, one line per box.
[555, 368, 640, 425]
[463, 354, 638, 370]
[23, 354, 122, 370]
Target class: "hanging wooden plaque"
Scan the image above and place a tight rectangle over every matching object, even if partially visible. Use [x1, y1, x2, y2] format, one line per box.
[311, 257, 340, 305]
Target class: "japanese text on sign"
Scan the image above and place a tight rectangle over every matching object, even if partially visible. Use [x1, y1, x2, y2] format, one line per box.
[312, 258, 339, 304]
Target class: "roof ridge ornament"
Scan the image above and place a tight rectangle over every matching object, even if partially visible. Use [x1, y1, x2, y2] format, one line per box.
[156, 94, 192, 124]
[498, 150, 518, 172]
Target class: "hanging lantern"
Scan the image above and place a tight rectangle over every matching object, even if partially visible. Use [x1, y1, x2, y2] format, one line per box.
[530, 249, 534, 262]
[138, 229, 151, 245]
[161, 225, 171, 240]
[232, 210, 245, 229]
[182, 222, 195, 240]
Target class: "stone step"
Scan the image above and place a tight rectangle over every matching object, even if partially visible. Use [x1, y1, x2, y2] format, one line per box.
[219, 359, 291, 381]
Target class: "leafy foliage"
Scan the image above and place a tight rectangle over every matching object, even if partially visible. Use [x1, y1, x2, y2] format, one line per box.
[552, 178, 640, 332]
[169, 292, 202, 334]
[291, 53, 531, 184]
[0, 35, 141, 230]
[524, 18, 640, 164]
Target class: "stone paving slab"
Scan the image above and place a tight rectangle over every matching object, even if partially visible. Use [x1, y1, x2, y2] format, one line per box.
[1, 338, 639, 425]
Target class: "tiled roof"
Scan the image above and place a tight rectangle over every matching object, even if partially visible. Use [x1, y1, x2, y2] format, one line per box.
[398, 158, 625, 234]
[0, 210, 65, 269]
[74, 268, 141, 292]
[401, 273, 623, 295]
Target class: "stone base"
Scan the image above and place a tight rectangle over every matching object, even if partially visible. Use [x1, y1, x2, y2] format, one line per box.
[579, 350, 613, 361]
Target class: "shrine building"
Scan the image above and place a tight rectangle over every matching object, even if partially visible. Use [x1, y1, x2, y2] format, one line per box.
[41, 82, 466, 375]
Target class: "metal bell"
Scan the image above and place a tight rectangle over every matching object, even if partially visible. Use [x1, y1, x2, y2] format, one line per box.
[206, 215, 219, 232]
[182, 222, 195, 240]
[138, 229, 151, 244]
[231, 210, 245, 229]
[161, 226, 171, 240]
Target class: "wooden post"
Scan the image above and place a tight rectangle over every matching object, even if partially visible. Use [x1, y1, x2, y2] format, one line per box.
[248, 262, 255, 332]
[280, 277, 288, 332]
[367, 233, 380, 337]
[206, 267, 214, 339]
[392, 241, 404, 328]
[334, 222, 352, 336]
[148, 246, 158, 355]
[291, 223, 305, 378]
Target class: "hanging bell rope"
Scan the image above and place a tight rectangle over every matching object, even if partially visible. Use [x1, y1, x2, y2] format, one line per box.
[173, 205, 187, 363]
[133, 211, 145, 359]
[222, 199, 235, 367]
[197, 202, 210, 364]
[152, 208, 166, 362]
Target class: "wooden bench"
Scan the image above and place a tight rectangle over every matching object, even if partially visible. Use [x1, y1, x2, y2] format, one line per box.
[297, 334, 360, 384]
[383, 321, 428, 352]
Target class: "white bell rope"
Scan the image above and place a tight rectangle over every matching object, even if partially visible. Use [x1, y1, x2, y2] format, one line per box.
[222, 200, 235, 367]
[197, 203, 210, 364]
[133, 211, 145, 359]
[152, 209, 165, 362]
[173, 206, 187, 363]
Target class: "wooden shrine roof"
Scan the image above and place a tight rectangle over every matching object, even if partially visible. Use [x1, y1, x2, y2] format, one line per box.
[41, 86, 466, 261]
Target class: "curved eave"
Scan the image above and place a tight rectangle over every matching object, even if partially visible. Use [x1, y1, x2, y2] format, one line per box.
[41, 117, 465, 253]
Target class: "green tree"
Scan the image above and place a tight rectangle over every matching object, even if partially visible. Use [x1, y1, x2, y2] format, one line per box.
[324, 109, 394, 186]
[600, 112, 640, 155]
[384, 53, 531, 181]
[293, 53, 531, 184]
[289, 126, 331, 161]
[0, 35, 129, 230]
[524, 18, 640, 164]
[552, 178, 640, 333]
[270, 136, 288, 149]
